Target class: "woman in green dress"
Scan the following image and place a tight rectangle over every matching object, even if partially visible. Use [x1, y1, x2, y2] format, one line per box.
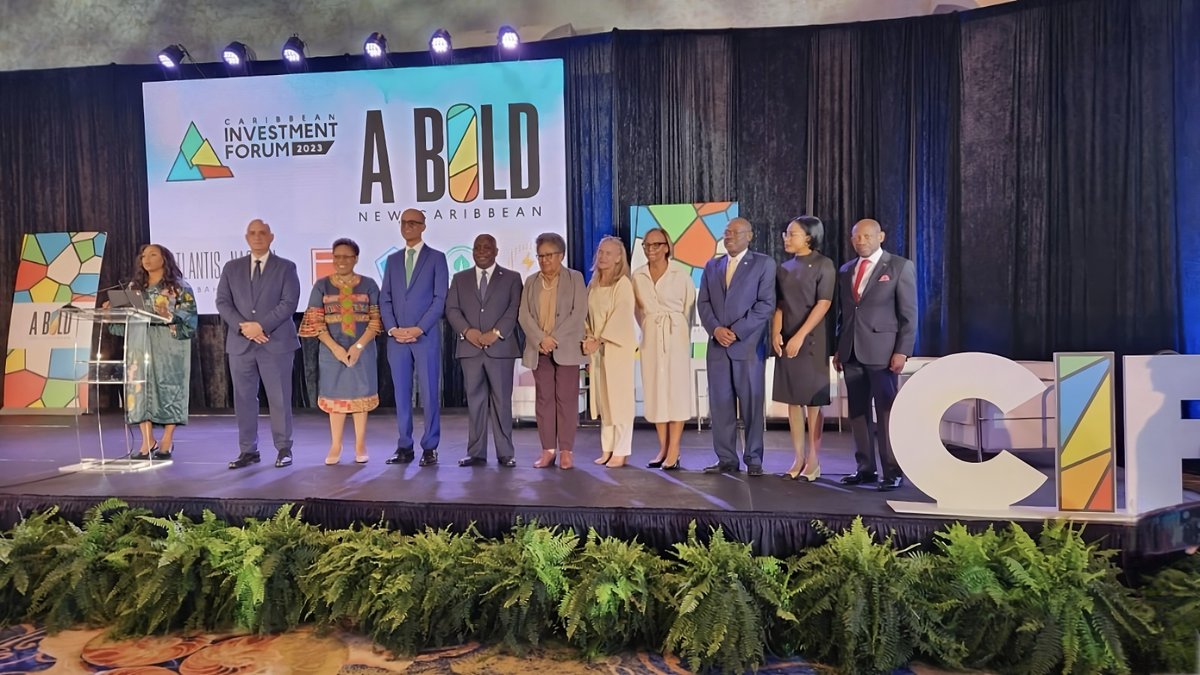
[124, 243, 198, 459]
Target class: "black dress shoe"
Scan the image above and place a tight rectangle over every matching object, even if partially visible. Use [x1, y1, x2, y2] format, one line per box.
[746, 466, 764, 477]
[877, 476, 904, 492]
[661, 461, 682, 471]
[419, 450, 439, 467]
[458, 456, 486, 467]
[386, 448, 415, 465]
[151, 445, 173, 461]
[498, 456, 517, 468]
[702, 463, 739, 474]
[647, 457, 666, 468]
[228, 453, 261, 469]
[275, 451, 293, 468]
[839, 471, 878, 486]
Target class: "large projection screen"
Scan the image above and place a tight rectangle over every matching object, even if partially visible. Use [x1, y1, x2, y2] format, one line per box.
[143, 60, 566, 314]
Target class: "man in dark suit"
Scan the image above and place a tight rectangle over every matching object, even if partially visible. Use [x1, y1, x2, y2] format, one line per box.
[445, 234, 523, 467]
[697, 217, 777, 476]
[835, 218, 918, 491]
[380, 208, 448, 467]
[216, 218, 302, 469]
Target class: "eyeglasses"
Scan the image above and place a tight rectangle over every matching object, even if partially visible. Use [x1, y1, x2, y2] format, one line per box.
[642, 242, 669, 249]
[535, 252, 562, 260]
[332, 255, 357, 260]
[400, 219, 425, 226]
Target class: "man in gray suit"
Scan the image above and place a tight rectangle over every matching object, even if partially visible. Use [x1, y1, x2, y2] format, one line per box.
[445, 234, 523, 467]
[216, 218, 301, 469]
[834, 218, 918, 491]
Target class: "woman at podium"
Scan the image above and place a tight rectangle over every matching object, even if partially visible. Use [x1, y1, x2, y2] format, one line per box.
[298, 238, 382, 464]
[119, 243, 198, 460]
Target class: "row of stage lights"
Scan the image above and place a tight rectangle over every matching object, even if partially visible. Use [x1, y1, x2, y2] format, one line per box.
[157, 25, 522, 74]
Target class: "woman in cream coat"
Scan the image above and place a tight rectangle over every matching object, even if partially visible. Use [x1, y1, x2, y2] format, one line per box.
[583, 236, 638, 468]
[631, 227, 695, 470]
[518, 232, 589, 470]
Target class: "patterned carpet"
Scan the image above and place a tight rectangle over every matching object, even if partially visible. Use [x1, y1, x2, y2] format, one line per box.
[0, 623, 894, 674]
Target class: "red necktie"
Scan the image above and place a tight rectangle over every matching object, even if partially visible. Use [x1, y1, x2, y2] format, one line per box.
[852, 258, 869, 302]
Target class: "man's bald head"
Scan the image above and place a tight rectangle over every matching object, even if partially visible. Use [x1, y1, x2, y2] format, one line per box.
[245, 218, 274, 256]
[722, 217, 754, 257]
[850, 218, 885, 258]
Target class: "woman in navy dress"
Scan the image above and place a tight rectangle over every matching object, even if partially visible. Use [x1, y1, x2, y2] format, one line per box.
[771, 216, 835, 481]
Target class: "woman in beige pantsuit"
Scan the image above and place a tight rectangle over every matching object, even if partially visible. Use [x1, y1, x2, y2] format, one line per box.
[631, 227, 695, 471]
[582, 236, 637, 468]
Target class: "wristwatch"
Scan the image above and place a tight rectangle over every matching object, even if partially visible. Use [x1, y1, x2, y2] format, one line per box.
[354, 343, 364, 350]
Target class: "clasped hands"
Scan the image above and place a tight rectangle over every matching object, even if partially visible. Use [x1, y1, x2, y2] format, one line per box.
[771, 331, 807, 358]
[713, 326, 738, 348]
[463, 328, 500, 349]
[328, 344, 363, 367]
[239, 321, 269, 344]
[389, 326, 424, 344]
[831, 353, 908, 374]
[581, 336, 601, 356]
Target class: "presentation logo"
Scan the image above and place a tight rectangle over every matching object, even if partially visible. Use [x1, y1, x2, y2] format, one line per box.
[167, 122, 234, 182]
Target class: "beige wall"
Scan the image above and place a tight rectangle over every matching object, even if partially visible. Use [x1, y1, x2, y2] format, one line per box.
[0, 0, 1012, 72]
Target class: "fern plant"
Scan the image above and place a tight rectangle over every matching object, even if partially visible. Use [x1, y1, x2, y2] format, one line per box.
[779, 517, 957, 674]
[558, 529, 671, 659]
[473, 521, 578, 652]
[111, 509, 240, 635]
[0, 507, 78, 626]
[990, 521, 1156, 675]
[226, 505, 327, 632]
[305, 524, 480, 655]
[662, 522, 795, 674]
[1132, 552, 1200, 674]
[924, 523, 1021, 668]
[27, 499, 158, 631]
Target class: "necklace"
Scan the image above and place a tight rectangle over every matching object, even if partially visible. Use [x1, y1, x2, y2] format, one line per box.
[540, 273, 559, 290]
[331, 273, 358, 288]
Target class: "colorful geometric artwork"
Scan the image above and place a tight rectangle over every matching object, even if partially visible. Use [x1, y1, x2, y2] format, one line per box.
[446, 104, 479, 203]
[1054, 352, 1117, 512]
[310, 248, 335, 287]
[166, 122, 234, 182]
[630, 202, 739, 358]
[4, 232, 106, 411]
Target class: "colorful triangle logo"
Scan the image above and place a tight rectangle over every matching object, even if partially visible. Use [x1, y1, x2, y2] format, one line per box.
[167, 122, 234, 181]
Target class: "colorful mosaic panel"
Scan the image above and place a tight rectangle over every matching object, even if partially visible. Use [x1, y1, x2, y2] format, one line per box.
[1055, 352, 1117, 512]
[630, 202, 739, 358]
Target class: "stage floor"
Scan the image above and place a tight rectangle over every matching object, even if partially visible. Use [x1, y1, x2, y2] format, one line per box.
[0, 411, 1191, 558]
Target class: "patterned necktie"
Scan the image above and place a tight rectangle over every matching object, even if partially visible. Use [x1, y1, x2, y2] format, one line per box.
[252, 258, 262, 286]
[479, 270, 489, 299]
[852, 258, 870, 302]
[405, 248, 416, 285]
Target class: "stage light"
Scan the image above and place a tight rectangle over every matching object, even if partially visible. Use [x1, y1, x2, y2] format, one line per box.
[429, 29, 452, 57]
[281, 35, 306, 68]
[497, 25, 520, 51]
[222, 41, 255, 74]
[157, 44, 187, 69]
[364, 32, 388, 60]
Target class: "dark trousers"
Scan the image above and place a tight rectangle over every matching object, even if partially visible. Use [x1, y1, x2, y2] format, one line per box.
[387, 338, 441, 451]
[842, 356, 901, 479]
[532, 353, 579, 452]
[706, 347, 766, 469]
[462, 355, 516, 459]
[228, 348, 295, 456]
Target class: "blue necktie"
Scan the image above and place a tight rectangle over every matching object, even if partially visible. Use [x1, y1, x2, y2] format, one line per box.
[479, 270, 489, 300]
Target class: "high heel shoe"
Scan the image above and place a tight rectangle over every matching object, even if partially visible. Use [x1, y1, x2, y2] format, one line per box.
[661, 460, 682, 471]
[325, 449, 342, 465]
[647, 455, 667, 469]
[593, 452, 612, 465]
[798, 464, 821, 482]
[777, 466, 804, 480]
[152, 444, 173, 460]
[131, 442, 157, 461]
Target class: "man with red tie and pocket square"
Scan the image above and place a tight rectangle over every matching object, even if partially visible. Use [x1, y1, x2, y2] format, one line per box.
[834, 219, 918, 492]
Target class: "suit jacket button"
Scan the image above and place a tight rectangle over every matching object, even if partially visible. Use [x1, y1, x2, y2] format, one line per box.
[251, 310, 257, 314]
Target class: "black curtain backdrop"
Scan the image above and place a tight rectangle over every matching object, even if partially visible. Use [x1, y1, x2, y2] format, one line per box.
[1, 0, 1196, 411]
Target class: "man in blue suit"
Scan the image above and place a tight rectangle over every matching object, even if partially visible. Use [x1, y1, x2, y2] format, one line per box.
[380, 208, 448, 467]
[216, 218, 301, 469]
[698, 217, 777, 475]
[445, 233, 523, 467]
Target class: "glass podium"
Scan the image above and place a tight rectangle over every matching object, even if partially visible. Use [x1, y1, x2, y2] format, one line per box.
[59, 306, 170, 473]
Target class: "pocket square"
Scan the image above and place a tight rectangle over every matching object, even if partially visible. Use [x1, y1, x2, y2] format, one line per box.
[878, 274, 891, 282]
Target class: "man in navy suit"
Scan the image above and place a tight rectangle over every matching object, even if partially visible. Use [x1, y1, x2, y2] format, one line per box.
[445, 234, 523, 467]
[834, 218, 918, 492]
[216, 218, 302, 469]
[380, 208, 448, 467]
[698, 217, 777, 475]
